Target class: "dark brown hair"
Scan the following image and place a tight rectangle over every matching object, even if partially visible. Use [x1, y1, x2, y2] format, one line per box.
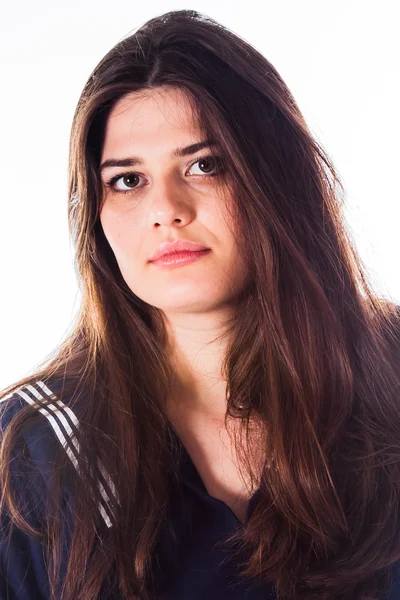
[1, 9, 400, 600]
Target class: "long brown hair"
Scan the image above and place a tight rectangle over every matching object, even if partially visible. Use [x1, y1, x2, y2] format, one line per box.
[1, 9, 400, 600]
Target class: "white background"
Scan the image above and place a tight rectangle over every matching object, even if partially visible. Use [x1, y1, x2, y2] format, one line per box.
[0, 0, 399, 390]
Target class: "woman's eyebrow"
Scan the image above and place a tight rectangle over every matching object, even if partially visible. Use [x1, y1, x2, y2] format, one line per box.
[99, 139, 217, 173]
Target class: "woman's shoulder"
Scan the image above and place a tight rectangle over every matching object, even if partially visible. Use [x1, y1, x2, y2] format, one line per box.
[0, 379, 88, 599]
[0, 377, 87, 421]
[0, 379, 91, 525]
[0, 378, 116, 530]
[0, 378, 87, 484]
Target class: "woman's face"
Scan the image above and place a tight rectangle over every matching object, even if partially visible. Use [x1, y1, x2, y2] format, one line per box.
[99, 86, 250, 318]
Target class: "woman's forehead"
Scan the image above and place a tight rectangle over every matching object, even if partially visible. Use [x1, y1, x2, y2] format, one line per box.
[107, 87, 197, 128]
[101, 90, 204, 162]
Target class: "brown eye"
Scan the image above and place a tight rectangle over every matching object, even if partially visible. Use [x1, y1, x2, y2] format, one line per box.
[188, 155, 222, 176]
[106, 172, 144, 194]
[198, 156, 215, 173]
[116, 174, 141, 190]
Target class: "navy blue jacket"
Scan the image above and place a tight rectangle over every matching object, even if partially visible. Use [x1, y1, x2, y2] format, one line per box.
[1, 380, 400, 599]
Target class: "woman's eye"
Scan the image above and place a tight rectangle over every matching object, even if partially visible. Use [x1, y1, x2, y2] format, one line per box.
[111, 173, 143, 193]
[105, 154, 224, 195]
[188, 155, 220, 176]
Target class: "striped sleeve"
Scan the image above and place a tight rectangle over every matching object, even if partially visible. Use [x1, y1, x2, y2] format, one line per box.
[0, 380, 116, 599]
[0, 388, 51, 599]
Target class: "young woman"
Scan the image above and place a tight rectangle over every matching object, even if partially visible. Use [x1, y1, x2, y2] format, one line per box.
[1, 9, 400, 600]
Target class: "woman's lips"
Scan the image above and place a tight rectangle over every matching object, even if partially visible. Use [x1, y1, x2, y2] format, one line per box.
[150, 249, 211, 268]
